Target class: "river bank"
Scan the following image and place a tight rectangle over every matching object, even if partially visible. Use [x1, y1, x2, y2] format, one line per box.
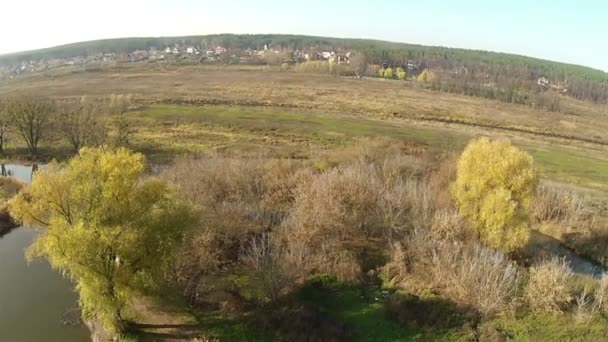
[0, 176, 23, 237]
[0, 211, 18, 236]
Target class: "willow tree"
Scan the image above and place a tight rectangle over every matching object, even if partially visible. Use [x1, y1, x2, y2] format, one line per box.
[10, 147, 197, 333]
[452, 137, 537, 252]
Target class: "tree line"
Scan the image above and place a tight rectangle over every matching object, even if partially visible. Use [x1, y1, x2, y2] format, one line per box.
[3, 34, 607, 105]
[0, 95, 133, 156]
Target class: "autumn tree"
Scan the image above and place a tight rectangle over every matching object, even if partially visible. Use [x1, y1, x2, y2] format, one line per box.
[10, 147, 197, 334]
[417, 69, 438, 83]
[383, 67, 395, 79]
[7, 95, 55, 155]
[452, 137, 537, 252]
[57, 97, 107, 152]
[349, 53, 368, 77]
[396, 67, 407, 80]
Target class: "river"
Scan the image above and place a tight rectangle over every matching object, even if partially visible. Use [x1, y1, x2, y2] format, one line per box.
[0, 164, 90, 342]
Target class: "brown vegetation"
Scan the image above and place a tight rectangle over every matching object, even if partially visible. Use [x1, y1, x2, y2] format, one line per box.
[0, 177, 24, 235]
[524, 258, 574, 313]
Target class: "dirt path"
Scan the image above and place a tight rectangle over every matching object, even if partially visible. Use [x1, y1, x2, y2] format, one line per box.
[131, 297, 205, 341]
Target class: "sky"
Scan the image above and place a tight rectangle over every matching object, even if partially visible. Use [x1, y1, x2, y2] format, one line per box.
[1, 0, 607, 70]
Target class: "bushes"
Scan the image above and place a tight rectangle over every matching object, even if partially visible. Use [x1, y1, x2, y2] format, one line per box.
[288, 162, 383, 241]
[386, 229, 520, 317]
[524, 258, 574, 313]
[532, 185, 589, 226]
[396, 67, 407, 80]
[452, 137, 537, 252]
[162, 143, 597, 330]
[165, 151, 437, 291]
[294, 61, 354, 76]
[240, 234, 297, 302]
[417, 69, 438, 83]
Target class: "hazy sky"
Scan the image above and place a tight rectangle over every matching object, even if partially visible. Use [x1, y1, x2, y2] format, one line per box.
[2, 0, 606, 70]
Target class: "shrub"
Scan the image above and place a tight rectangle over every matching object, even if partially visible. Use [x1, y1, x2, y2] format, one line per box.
[383, 67, 394, 79]
[524, 258, 573, 313]
[294, 61, 353, 76]
[430, 210, 467, 241]
[592, 274, 608, 314]
[532, 185, 589, 226]
[452, 138, 537, 252]
[429, 154, 458, 211]
[240, 234, 297, 302]
[432, 241, 520, 317]
[387, 229, 520, 317]
[366, 64, 382, 77]
[396, 67, 407, 80]
[163, 156, 307, 299]
[417, 69, 438, 83]
[289, 161, 383, 241]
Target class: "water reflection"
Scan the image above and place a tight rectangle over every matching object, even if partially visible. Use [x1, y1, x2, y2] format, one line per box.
[0, 163, 39, 182]
[0, 163, 91, 341]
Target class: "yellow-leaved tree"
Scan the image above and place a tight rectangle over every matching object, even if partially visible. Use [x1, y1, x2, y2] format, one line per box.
[417, 69, 438, 83]
[10, 147, 197, 334]
[452, 137, 537, 252]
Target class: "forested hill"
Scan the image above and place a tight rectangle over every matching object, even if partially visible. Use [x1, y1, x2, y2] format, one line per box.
[2, 34, 607, 103]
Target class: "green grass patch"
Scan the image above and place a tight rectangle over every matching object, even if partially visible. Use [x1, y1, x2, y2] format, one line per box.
[138, 104, 608, 192]
[527, 146, 608, 190]
[140, 104, 469, 150]
[296, 274, 468, 341]
[492, 313, 608, 341]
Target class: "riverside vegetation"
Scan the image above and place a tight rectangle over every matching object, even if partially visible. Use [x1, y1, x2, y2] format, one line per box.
[1, 60, 608, 340]
[2, 135, 608, 340]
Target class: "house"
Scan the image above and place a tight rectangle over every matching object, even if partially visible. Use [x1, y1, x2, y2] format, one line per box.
[537, 77, 550, 87]
[320, 51, 333, 60]
[164, 47, 172, 54]
[214, 46, 227, 54]
[186, 46, 199, 54]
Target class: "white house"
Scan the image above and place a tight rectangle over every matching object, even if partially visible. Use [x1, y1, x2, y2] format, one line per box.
[537, 77, 550, 87]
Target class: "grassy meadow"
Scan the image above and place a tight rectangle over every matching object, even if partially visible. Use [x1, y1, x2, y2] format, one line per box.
[1, 63, 607, 189]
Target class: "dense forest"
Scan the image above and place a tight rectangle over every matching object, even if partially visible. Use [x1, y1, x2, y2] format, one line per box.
[1, 34, 608, 104]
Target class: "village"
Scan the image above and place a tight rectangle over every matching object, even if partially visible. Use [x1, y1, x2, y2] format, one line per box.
[0, 43, 356, 80]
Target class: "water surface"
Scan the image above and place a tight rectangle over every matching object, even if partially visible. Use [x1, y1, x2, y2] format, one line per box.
[0, 164, 90, 342]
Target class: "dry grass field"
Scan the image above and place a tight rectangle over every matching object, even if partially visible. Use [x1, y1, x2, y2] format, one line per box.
[1, 63, 606, 191]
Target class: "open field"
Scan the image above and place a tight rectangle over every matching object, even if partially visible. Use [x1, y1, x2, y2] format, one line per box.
[2, 64, 608, 143]
[1, 64, 608, 192]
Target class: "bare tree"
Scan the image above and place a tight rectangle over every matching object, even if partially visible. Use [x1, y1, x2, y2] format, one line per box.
[349, 53, 368, 78]
[0, 99, 10, 153]
[57, 97, 107, 152]
[8, 95, 55, 155]
[107, 94, 133, 147]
